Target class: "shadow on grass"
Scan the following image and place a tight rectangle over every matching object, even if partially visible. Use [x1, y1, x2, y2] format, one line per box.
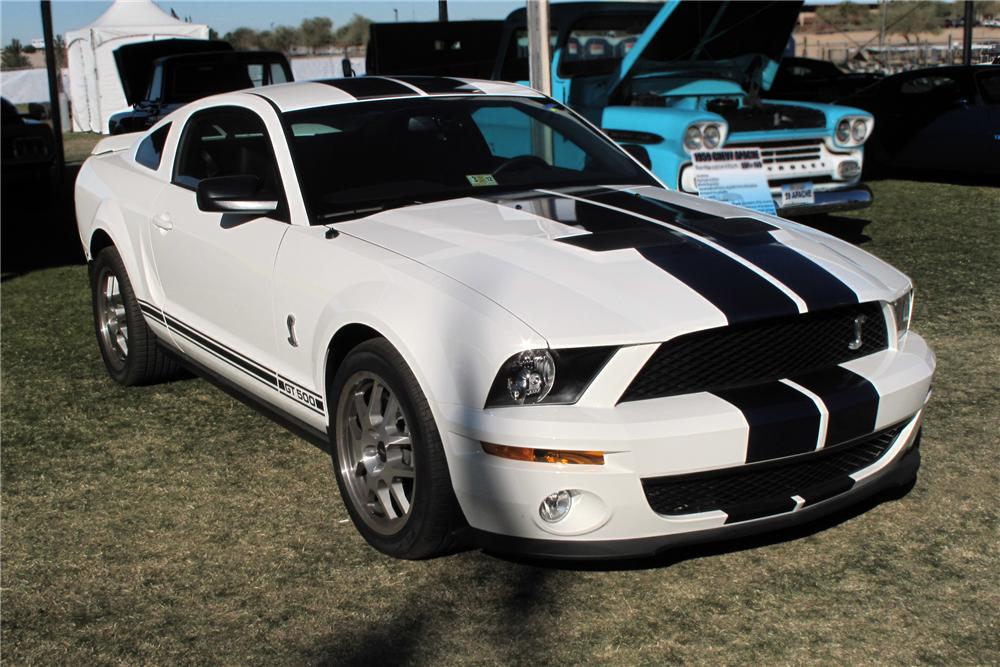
[487, 478, 916, 573]
[1, 164, 86, 280]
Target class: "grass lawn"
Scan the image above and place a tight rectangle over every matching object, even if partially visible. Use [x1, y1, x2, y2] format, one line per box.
[62, 132, 102, 164]
[2, 180, 998, 665]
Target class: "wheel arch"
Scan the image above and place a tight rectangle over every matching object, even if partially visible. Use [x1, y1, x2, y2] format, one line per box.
[323, 322, 384, 398]
[89, 227, 116, 260]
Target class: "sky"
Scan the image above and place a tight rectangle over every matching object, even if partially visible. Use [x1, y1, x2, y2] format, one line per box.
[0, 0, 883, 46]
[0, 1, 528, 44]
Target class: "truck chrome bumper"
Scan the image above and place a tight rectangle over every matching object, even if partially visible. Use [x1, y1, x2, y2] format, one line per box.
[775, 185, 873, 217]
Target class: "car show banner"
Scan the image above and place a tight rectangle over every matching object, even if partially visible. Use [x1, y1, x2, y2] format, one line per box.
[692, 148, 776, 216]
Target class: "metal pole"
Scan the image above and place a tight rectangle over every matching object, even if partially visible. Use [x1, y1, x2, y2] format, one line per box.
[40, 0, 64, 170]
[963, 0, 974, 65]
[438, 0, 448, 22]
[526, 0, 551, 96]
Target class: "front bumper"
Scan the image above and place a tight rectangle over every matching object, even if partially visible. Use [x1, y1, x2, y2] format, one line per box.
[775, 184, 873, 217]
[439, 332, 934, 559]
[472, 435, 920, 559]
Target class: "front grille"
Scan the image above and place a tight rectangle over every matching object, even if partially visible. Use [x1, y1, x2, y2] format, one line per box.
[621, 302, 887, 402]
[642, 422, 905, 517]
[758, 141, 823, 164]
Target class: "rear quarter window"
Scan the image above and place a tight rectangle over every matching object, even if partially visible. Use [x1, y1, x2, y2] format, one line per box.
[134, 123, 171, 170]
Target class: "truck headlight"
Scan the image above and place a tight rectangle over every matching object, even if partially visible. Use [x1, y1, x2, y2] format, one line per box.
[702, 124, 722, 149]
[834, 115, 872, 147]
[684, 125, 703, 151]
[851, 118, 868, 142]
[836, 119, 851, 144]
[485, 347, 618, 407]
[892, 289, 914, 334]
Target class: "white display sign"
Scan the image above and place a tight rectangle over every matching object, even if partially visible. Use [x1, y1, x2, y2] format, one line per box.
[692, 148, 776, 216]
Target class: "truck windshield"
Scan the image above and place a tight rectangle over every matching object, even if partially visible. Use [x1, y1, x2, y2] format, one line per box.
[282, 96, 656, 223]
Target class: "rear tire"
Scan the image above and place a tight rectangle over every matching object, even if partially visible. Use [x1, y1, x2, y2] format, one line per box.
[328, 338, 464, 559]
[90, 246, 179, 386]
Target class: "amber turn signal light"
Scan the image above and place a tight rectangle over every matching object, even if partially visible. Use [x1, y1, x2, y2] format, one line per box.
[481, 442, 605, 465]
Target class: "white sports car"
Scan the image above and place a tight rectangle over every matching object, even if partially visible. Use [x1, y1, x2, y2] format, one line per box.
[76, 76, 935, 559]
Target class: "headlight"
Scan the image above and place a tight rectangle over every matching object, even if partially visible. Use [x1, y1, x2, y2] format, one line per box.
[851, 118, 867, 142]
[504, 349, 555, 404]
[836, 119, 851, 144]
[485, 347, 618, 407]
[891, 289, 914, 334]
[702, 124, 722, 149]
[683, 125, 703, 151]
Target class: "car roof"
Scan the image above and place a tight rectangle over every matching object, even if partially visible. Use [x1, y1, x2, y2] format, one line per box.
[244, 76, 541, 113]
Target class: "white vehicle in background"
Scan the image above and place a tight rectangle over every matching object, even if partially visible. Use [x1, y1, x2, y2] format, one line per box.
[75, 77, 934, 559]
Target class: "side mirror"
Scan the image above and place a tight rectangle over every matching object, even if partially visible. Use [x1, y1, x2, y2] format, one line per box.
[196, 175, 278, 214]
[621, 143, 652, 170]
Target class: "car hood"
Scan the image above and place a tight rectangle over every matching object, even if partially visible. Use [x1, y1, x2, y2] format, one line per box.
[336, 185, 909, 347]
[114, 39, 232, 106]
[610, 0, 803, 98]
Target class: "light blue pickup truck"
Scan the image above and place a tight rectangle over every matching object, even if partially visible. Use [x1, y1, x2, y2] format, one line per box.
[368, 1, 875, 217]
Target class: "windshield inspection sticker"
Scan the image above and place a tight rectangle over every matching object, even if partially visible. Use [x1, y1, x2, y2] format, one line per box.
[780, 181, 815, 207]
[692, 149, 776, 216]
[466, 174, 498, 187]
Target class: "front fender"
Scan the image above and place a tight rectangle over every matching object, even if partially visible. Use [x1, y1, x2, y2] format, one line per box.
[600, 106, 726, 189]
[271, 226, 546, 429]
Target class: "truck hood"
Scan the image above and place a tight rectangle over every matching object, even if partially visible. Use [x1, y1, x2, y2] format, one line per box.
[335, 185, 908, 347]
[113, 39, 232, 106]
[610, 0, 803, 99]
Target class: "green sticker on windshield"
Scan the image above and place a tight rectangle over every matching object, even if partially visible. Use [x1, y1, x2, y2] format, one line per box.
[466, 174, 498, 187]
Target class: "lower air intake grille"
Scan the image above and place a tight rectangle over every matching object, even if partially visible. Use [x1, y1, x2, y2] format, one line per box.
[621, 302, 887, 402]
[642, 422, 905, 519]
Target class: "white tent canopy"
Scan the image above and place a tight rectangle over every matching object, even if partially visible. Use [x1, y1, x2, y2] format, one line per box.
[66, 0, 208, 133]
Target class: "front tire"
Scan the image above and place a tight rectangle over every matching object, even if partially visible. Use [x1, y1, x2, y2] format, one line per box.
[328, 338, 463, 559]
[90, 246, 179, 386]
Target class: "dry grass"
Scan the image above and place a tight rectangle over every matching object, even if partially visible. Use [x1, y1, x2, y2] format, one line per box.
[2, 180, 998, 665]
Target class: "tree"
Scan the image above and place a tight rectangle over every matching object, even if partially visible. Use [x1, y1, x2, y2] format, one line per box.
[299, 17, 334, 53]
[816, 1, 874, 32]
[223, 27, 260, 50]
[208, 27, 219, 41]
[885, 0, 942, 42]
[333, 14, 373, 47]
[1, 39, 31, 70]
[263, 25, 299, 53]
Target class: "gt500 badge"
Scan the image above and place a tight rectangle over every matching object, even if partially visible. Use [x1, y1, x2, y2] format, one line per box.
[277, 377, 324, 413]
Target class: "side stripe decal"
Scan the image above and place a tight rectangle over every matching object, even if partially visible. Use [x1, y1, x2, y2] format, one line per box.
[488, 192, 799, 324]
[576, 189, 860, 312]
[136, 300, 324, 416]
[712, 381, 823, 463]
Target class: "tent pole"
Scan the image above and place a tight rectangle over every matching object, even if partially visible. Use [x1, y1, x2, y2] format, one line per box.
[40, 0, 65, 170]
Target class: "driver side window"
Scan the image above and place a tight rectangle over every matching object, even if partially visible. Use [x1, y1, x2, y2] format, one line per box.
[173, 107, 283, 203]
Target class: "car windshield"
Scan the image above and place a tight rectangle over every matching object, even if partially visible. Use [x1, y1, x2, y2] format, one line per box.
[282, 96, 656, 223]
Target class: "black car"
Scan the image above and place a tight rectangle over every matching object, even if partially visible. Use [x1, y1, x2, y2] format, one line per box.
[1, 97, 55, 183]
[109, 39, 293, 134]
[769, 57, 882, 103]
[838, 65, 1000, 179]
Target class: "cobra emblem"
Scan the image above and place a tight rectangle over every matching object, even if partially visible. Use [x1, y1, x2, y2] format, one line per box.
[848, 314, 867, 351]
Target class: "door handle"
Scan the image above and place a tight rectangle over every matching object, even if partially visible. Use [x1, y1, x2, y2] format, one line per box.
[153, 212, 173, 231]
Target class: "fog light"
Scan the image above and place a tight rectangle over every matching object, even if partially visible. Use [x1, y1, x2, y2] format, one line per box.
[539, 490, 573, 523]
[838, 160, 861, 179]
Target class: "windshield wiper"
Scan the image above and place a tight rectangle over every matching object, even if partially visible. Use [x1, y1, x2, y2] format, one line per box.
[315, 198, 423, 223]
